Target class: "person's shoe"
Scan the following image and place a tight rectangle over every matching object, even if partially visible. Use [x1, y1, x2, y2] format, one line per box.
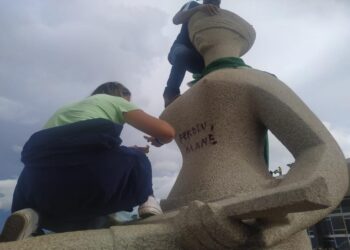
[187, 80, 196, 88]
[163, 87, 180, 108]
[138, 196, 163, 218]
[0, 208, 39, 242]
[164, 94, 180, 108]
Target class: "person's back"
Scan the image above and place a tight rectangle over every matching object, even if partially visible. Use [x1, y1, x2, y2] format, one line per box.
[44, 94, 137, 129]
[172, 1, 200, 50]
[163, 0, 221, 107]
[1, 82, 175, 242]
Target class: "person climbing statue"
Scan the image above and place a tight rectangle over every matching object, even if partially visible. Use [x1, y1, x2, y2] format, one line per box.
[0, 82, 175, 242]
[163, 0, 221, 107]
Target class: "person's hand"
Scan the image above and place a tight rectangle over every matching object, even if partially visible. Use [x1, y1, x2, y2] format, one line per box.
[144, 136, 163, 147]
[201, 4, 220, 15]
[130, 145, 150, 154]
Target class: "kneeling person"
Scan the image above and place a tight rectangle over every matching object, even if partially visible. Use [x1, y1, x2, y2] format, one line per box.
[1, 82, 175, 241]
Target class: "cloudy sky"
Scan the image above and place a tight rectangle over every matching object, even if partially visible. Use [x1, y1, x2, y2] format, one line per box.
[0, 0, 349, 219]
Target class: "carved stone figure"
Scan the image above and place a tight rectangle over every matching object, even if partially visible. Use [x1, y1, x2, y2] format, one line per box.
[159, 9, 349, 249]
[0, 9, 348, 250]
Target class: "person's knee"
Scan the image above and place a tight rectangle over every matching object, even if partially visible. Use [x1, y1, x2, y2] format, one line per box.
[11, 183, 28, 213]
[120, 147, 151, 169]
[172, 50, 190, 65]
[136, 153, 152, 170]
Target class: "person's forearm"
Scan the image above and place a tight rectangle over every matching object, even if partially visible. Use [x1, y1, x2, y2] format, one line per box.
[173, 5, 203, 25]
[124, 110, 175, 144]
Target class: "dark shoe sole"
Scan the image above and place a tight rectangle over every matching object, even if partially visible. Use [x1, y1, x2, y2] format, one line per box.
[139, 209, 163, 219]
[0, 214, 27, 242]
[164, 94, 180, 108]
[139, 212, 157, 219]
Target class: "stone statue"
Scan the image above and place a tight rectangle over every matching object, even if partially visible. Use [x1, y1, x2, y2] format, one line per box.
[159, 9, 349, 249]
[0, 9, 348, 250]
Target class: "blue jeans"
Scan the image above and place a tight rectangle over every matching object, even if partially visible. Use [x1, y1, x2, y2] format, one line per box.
[164, 43, 204, 97]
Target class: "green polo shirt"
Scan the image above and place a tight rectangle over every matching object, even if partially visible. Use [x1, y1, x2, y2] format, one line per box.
[44, 94, 139, 129]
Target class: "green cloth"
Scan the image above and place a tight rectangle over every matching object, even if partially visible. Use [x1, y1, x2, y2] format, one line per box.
[264, 133, 269, 166]
[190, 57, 250, 84]
[44, 94, 139, 129]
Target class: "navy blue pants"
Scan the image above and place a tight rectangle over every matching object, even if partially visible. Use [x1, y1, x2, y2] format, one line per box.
[12, 119, 153, 231]
[164, 43, 205, 98]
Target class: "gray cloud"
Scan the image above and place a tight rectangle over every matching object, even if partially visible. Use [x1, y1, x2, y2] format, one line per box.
[0, 97, 39, 124]
[0, 180, 17, 210]
[0, 0, 349, 212]
[0, 0, 169, 118]
[0, 0, 171, 179]
[153, 176, 177, 199]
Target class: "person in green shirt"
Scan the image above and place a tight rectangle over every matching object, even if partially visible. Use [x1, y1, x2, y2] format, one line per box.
[1, 82, 175, 241]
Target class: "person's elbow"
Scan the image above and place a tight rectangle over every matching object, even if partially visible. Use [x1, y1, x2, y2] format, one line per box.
[172, 12, 186, 25]
[172, 16, 181, 25]
[158, 123, 176, 144]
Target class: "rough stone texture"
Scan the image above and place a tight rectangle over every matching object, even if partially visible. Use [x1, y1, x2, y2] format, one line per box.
[0, 229, 114, 250]
[160, 9, 348, 249]
[0, 9, 348, 250]
[0, 220, 179, 250]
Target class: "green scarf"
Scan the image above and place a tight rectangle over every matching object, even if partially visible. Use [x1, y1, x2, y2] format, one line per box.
[190, 57, 269, 166]
[190, 57, 250, 85]
[264, 133, 269, 166]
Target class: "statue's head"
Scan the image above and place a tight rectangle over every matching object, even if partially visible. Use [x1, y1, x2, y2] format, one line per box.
[189, 9, 256, 57]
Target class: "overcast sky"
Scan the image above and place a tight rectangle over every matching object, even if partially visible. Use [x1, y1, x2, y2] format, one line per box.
[0, 0, 349, 212]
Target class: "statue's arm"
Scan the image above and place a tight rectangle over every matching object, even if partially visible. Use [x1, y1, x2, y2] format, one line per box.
[251, 76, 348, 246]
[253, 77, 347, 190]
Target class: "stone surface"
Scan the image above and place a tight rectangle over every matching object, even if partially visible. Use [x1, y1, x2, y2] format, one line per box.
[0, 9, 348, 250]
[0, 229, 114, 250]
[160, 9, 348, 249]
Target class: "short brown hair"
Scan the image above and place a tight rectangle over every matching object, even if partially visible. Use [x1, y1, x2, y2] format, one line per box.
[91, 82, 131, 97]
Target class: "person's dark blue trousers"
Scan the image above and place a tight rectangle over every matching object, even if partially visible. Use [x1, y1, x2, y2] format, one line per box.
[164, 43, 205, 98]
[12, 119, 153, 232]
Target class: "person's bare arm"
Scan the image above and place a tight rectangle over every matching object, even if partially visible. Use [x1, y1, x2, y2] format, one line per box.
[173, 4, 219, 25]
[124, 110, 175, 144]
